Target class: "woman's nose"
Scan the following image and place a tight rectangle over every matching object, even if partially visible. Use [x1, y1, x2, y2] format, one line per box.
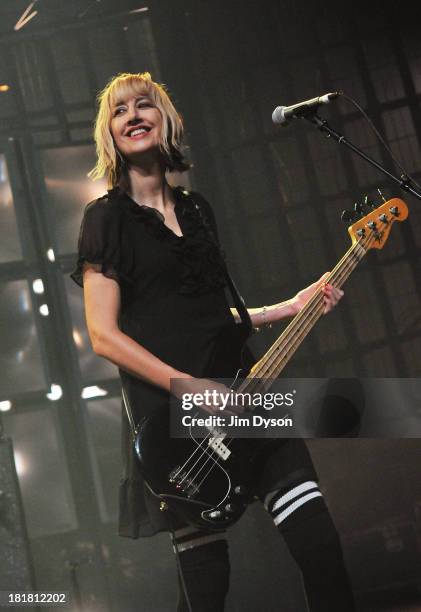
[126, 102, 145, 122]
[127, 110, 141, 124]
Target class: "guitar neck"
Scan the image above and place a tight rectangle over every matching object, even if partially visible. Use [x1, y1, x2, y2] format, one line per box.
[239, 238, 368, 391]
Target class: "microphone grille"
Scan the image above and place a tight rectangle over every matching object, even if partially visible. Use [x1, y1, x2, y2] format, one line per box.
[272, 106, 286, 125]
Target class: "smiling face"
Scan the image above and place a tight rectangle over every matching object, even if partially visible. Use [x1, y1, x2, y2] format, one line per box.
[110, 93, 163, 166]
[90, 73, 190, 188]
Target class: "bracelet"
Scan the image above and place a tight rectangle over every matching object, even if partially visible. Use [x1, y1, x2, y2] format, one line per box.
[263, 305, 273, 329]
[262, 306, 272, 329]
[253, 306, 273, 333]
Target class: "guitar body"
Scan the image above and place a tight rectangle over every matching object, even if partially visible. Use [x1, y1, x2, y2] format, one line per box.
[134, 406, 277, 530]
[134, 320, 277, 530]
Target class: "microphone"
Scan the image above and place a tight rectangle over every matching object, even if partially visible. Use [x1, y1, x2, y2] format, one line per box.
[272, 92, 339, 126]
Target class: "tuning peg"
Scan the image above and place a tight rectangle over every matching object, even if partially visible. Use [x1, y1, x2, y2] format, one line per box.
[354, 201, 365, 216]
[367, 221, 377, 230]
[377, 188, 387, 203]
[364, 195, 376, 209]
[341, 209, 358, 223]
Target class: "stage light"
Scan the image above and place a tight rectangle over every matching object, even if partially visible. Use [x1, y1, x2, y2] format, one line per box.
[128, 7, 149, 14]
[0, 84, 9, 92]
[0, 400, 12, 412]
[14, 1, 39, 32]
[46, 248, 55, 262]
[39, 303, 49, 316]
[32, 279, 45, 294]
[14, 451, 29, 476]
[81, 386, 108, 399]
[46, 384, 62, 401]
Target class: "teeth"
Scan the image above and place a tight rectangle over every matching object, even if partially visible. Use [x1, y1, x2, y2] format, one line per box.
[130, 128, 148, 136]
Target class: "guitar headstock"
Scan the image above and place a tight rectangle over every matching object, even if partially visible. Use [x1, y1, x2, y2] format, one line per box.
[347, 198, 408, 250]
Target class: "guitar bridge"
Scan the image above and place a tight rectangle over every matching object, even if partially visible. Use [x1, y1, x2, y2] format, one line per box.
[169, 468, 200, 498]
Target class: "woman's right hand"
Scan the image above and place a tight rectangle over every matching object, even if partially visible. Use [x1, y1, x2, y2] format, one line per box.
[171, 376, 247, 416]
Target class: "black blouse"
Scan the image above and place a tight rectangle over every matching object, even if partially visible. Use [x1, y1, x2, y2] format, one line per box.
[70, 186, 239, 538]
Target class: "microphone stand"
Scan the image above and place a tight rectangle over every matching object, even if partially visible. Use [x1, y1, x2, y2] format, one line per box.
[304, 112, 421, 201]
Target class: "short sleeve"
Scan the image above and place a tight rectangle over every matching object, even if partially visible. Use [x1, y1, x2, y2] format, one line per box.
[70, 197, 132, 288]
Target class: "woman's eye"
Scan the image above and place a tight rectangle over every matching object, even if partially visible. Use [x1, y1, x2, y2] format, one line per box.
[114, 108, 125, 115]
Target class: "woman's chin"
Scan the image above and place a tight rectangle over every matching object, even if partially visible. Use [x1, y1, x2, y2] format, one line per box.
[125, 149, 165, 169]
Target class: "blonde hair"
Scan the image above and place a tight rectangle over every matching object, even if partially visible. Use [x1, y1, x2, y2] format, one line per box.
[89, 72, 190, 188]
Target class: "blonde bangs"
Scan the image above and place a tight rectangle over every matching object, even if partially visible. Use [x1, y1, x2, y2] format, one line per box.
[106, 74, 156, 112]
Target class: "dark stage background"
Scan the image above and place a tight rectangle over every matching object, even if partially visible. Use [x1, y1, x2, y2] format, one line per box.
[0, 0, 421, 610]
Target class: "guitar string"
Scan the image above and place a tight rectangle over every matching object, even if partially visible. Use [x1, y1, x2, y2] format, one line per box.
[171, 434, 224, 487]
[242, 236, 370, 387]
[249, 237, 366, 385]
[241, 247, 364, 391]
[174, 232, 373, 491]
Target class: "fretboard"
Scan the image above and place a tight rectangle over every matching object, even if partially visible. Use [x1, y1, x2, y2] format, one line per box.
[238, 235, 370, 395]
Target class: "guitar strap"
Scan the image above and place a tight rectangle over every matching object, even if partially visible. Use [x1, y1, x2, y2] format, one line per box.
[180, 188, 253, 335]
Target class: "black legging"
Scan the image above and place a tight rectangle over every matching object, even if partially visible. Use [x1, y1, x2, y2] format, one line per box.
[174, 483, 355, 612]
[176, 540, 230, 612]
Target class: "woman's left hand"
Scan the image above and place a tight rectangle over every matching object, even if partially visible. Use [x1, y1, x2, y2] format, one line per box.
[292, 272, 344, 315]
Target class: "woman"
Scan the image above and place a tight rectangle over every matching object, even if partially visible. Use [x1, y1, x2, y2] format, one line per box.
[71, 72, 354, 611]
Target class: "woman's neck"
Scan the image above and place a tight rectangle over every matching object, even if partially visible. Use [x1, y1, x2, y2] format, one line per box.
[126, 162, 173, 213]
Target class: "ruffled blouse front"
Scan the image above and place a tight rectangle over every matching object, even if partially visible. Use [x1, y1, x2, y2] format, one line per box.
[115, 186, 228, 296]
[70, 186, 228, 299]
